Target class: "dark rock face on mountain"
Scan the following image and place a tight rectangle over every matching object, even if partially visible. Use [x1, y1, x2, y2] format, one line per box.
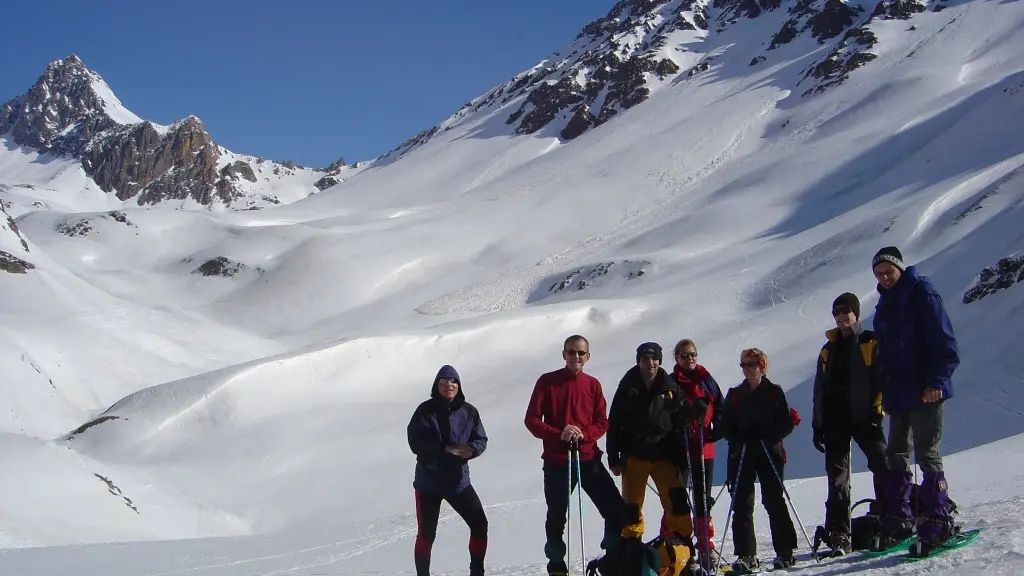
[963, 254, 1024, 304]
[0, 202, 33, 274]
[314, 176, 341, 191]
[1, 55, 324, 208]
[0, 55, 117, 154]
[378, 1, 705, 161]
[188, 256, 264, 278]
[799, 25, 879, 95]
[375, 0, 943, 165]
[78, 116, 230, 205]
[1, 202, 30, 253]
[0, 250, 34, 274]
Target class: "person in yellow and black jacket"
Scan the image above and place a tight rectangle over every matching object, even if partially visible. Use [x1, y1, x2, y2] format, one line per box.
[607, 342, 698, 565]
[721, 348, 798, 573]
[811, 293, 889, 556]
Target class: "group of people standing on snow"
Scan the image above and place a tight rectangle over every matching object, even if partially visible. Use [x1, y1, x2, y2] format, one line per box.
[405, 245, 962, 576]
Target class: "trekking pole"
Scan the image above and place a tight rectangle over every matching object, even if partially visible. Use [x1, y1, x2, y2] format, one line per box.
[567, 442, 573, 575]
[760, 440, 819, 562]
[713, 444, 745, 576]
[698, 426, 713, 570]
[573, 440, 586, 570]
[850, 439, 854, 539]
[684, 427, 696, 517]
[713, 483, 726, 508]
[647, 480, 661, 497]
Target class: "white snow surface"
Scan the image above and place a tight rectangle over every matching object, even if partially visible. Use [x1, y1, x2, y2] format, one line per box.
[3, 0, 1024, 574]
[87, 73, 143, 126]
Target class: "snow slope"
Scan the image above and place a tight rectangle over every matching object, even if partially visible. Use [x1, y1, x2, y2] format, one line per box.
[2, 0, 1024, 573]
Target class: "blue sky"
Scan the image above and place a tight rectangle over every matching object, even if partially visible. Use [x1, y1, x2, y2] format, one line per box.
[0, 0, 612, 168]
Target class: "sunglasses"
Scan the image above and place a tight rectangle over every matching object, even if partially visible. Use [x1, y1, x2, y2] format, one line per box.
[564, 349, 588, 357]
[832, 306, 852, 316]
[437, 378, 458, 385]
[677, 352, 698, 359]
[739, 361, 760, 368]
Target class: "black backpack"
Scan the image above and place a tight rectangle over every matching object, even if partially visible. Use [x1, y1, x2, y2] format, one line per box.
[586, 537, 659, 576]
[817, 485, 959, 551]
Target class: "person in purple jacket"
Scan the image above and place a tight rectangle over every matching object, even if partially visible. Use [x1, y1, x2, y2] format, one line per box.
[407, 365, 489, 576]
[869, 247, 961, 555]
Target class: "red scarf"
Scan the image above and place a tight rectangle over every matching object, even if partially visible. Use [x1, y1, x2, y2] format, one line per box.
[672, 363, 714, 430]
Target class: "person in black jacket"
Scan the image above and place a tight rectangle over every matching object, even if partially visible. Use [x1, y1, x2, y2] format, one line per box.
[721, 348, 798, 572]
[407, 365, 489, 576]
[811, 293, 889, 556]
[607, 342, 698, 564]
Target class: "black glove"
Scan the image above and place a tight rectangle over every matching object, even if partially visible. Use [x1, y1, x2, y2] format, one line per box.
[872, 407, 885, 424]
[692, 398, 709, 419]
[673, 399, 696, 427]
[812, 428, 826, 453]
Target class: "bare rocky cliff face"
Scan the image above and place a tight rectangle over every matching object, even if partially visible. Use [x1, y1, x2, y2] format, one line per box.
[1, 55, 327, 208]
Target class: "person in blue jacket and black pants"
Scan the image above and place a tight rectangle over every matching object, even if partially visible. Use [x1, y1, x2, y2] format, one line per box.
[408, 365, 489, 576]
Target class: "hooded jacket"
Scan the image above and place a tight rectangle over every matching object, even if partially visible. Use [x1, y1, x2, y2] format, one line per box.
[407, 365, 488, 496]
[873, 266, 960, 414]
[812, 321, 883, 431]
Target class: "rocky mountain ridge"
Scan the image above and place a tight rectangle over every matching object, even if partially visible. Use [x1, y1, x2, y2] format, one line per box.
[379, 0, 943, 162]
[1, 55, 350, 210]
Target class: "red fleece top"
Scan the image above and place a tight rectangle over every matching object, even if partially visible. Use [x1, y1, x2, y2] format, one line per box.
[525, 367, 609, 466]
[672, 364, 718, 459]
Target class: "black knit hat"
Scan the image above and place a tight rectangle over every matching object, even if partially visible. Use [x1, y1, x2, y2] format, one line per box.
[636, 342, 663, 363]
[832, 292, 861, 319]
[872, 246, 906, 272]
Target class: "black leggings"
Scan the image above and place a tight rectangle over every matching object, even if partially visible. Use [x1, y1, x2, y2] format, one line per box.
[414, 486, 488, 574]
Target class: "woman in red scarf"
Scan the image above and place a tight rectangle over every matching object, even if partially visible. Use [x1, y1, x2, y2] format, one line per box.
[663, 338, 725, 573]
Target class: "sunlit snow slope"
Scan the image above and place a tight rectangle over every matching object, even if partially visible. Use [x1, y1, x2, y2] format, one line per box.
[1, 0, 1023, 574]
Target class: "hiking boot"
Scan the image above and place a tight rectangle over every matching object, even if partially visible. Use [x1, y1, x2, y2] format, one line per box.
[732, 556, 760, 572]
[699, 547, 722, 571]
[773, 554, 797, 569]
[871, 518, 915, 551]
[546, 560, 568, 576]
[828, 532, 852, 556]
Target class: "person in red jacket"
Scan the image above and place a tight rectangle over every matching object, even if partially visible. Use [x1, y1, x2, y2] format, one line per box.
[525, 334, 626, 576]
[663, 338, 725, 572]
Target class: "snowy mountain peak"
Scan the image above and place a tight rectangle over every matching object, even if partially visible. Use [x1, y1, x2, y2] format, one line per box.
[377, 0, 708, 162]
[375, 0, 953, 165]
[0, 54, 125, 153]
[1, 56, 344, 211]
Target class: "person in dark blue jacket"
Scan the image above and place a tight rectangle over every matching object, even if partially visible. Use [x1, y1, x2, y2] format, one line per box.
[870, 247, 960, 555]
[407, 365, 489, 576]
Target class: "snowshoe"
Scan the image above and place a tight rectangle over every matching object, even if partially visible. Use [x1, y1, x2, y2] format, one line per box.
[901, 527, 981, 562]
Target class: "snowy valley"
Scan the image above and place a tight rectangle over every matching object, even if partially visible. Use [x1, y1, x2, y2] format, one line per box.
[1, 0, 1024, 574]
